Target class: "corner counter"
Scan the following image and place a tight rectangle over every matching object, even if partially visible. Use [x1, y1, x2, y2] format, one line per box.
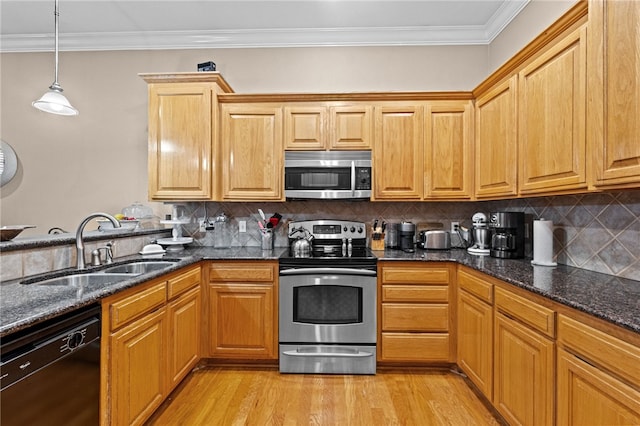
[377, 248, 640, 334]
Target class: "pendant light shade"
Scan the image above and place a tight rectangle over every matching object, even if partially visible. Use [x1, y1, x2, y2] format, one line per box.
[32, 0, 78, 116]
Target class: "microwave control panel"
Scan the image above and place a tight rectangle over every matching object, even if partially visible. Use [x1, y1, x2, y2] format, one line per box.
[355, 167, 372, 190]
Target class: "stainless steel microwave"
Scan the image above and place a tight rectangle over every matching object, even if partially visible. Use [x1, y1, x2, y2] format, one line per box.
[284, 151, 372, 200]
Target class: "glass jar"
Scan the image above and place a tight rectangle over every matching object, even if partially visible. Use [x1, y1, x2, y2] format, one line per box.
[213, 212, 231, 248]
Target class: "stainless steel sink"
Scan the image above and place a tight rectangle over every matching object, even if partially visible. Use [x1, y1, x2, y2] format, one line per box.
[33, 273, 132, 287]
[99, 261, 177, 275]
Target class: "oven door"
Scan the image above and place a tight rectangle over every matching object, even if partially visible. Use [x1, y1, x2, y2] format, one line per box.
[279, 269, 376, 344]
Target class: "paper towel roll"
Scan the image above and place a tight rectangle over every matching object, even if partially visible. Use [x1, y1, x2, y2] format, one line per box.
[531, 219, 557, 266]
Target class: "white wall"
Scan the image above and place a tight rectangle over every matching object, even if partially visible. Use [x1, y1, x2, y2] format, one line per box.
[488, 0, 578, 73]
[0, 0, 576, 237]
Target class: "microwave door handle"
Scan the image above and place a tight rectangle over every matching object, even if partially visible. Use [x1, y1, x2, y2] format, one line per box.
[351, 160, 356, 196]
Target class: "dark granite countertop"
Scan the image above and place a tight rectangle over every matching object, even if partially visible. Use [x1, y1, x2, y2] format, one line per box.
[1, 246, 638, 338]
[0, 247, 285, 337]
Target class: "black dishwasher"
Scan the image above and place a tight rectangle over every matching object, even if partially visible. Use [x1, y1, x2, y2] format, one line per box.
[0, 304, 101, 425]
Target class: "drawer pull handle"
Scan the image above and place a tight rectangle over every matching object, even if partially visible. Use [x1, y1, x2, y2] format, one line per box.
[283, 349, 374, 358]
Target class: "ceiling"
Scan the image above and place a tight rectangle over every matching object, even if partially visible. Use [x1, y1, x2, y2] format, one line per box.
[0, 0, 530, 52]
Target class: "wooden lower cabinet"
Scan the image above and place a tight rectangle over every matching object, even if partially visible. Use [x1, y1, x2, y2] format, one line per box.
[206, 261, 278, 359]
[456, 267, 495, 398]
[101, 265, 202, 426]
[493, 311, 555, 426]
[208, 284, 276, 358]
[168, 287, 201, 388]
[378, 262, 454, 363]
[556, 313, 640, 425]
[111, 308, 167, 426]
[457, 289, 493, 397]
[557, 348, 640, 425]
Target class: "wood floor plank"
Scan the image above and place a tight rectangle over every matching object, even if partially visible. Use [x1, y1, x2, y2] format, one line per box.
[146, 367, 502, 426]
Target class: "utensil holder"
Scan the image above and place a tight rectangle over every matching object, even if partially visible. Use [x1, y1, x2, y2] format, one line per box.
[260, 229, 274, 250]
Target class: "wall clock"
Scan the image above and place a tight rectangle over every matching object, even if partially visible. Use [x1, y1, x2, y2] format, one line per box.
[0, 140, 18, 187]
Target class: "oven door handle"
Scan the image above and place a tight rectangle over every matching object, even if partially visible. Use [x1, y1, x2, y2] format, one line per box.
[282, 350, 374, 358]
[279, 268, 376, 276]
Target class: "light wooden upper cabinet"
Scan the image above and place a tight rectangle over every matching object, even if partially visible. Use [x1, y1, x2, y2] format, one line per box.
[474, 76, 518, 199]
[284, 104, 372, 150]
[588, 0, 640, 189]
[518, 26, 588, 195]
[424, 100, 474, 200]
[329, 105, 373, 150]
[147, 83, 212, 200]
[220, 104, 284, 200]
[373, 104, 424, 200]
[284, 105, 326, 150]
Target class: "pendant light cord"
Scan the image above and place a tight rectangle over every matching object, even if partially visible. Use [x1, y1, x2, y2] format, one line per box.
[52, 0, 60, 89]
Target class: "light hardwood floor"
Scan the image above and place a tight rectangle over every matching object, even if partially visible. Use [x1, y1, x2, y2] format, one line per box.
[146, 367, 502, 425]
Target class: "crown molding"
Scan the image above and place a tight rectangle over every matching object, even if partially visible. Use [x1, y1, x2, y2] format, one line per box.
[0, 1, 528, 53]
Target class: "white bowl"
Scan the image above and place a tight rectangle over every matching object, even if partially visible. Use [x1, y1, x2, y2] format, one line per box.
[97, 219, 139, 231]
[139, 244, 166, 255]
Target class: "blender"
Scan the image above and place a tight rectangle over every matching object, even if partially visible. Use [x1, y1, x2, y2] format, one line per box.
[467, 212, 491, 256]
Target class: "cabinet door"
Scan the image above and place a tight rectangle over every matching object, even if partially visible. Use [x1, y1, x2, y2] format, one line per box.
[208, 284, 276, 359]
[167, 287, 201, 390]
[220, 105, 283, 200]
[424, 101, 474, 199]
[475, 76, 518, 199]
[284, 106, 326, 150]
[494, 312, 554, 426]
[557, 347, 640, 425]
[457, 289, 493, 399]
[518, 27, 587, 195]
[148, 83, 212, 200]
[588, 0, 640, 188]
[373, 105, 423, 199]
[111, 308, 166, 426]
[329, 105, 373, 150]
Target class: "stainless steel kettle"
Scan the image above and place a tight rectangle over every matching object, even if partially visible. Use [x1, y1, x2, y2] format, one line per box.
[290, 227, 313, 257]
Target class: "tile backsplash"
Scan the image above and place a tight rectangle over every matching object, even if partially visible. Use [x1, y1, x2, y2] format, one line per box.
[0, 233, 166, 282]
[180, 190, 639, 280]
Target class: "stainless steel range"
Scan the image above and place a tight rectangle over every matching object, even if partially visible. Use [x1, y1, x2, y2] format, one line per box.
[279, 220, 377, 375]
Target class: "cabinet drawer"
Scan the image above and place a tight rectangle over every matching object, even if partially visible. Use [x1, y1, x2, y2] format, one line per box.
[110, 282, 167, 330]
[209, 263, 274, 282]
[167, 266, 201, 299]
[381, 266, 450, 285]
[382, 304, 449, 331]
[558, 314, 640, 387]
[382, 285, 448, 302]
[495, 286, 555, 337]
[381, 333, 451, 362]
[458, 268, 493, 304]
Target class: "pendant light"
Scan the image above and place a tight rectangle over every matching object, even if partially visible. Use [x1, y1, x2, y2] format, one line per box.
[32, 0, 78, 116]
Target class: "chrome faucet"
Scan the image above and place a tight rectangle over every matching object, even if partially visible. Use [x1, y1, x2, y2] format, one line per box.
[76, 213, 121, 269]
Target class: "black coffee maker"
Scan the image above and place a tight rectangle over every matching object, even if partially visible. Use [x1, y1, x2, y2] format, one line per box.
[488, 212, 525, 259]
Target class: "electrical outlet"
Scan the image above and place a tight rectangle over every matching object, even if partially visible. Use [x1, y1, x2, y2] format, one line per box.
[239, 220, 246, 233]
[451, 222, 460, 233]
[198, 218, 206, 233]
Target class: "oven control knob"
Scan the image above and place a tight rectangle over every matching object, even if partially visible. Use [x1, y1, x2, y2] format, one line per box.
[343, 226, 348, 232]
[357, 227, 363, 233]
[350, 226, 356, 233]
